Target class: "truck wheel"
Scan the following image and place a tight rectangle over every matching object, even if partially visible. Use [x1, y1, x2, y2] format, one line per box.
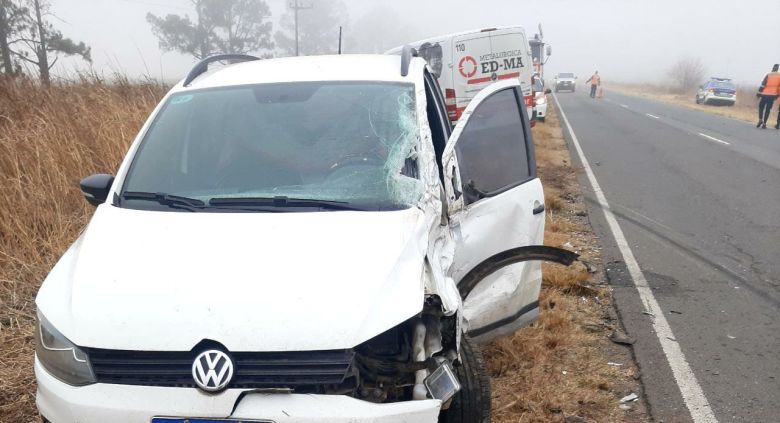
[439, 336, 491, 423]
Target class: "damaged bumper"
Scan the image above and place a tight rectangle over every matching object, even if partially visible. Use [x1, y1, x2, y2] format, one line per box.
[36, 358, 441, 423]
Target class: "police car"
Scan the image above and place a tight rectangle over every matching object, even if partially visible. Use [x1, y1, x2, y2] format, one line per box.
[696, 77, 737, 106]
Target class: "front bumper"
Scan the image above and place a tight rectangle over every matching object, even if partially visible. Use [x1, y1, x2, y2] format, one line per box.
[36, 357, 441, 423]
[556, 82, 575, 91]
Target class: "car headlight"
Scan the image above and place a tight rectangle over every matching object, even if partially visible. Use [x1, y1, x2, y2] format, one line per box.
[536, 96, 547, 105]
[36, 311, 96, 386]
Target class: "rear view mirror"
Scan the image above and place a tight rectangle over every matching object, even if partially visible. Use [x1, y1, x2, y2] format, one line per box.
[546, 45, 552, 56]
[544, 88, 552, 94]
[80, 174, 115, 206]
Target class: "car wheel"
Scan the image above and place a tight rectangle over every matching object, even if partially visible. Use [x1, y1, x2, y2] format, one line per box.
[439, 336, 491, 423]
[538, 117, 546, 122]
[695, 95, 701, 104]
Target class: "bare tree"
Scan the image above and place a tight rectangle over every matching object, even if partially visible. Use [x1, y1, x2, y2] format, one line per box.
[8, 0, 91, 84]
[667, 57, 706, 93]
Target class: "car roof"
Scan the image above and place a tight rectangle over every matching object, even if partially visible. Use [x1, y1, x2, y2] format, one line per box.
[177, 55, 421, 91]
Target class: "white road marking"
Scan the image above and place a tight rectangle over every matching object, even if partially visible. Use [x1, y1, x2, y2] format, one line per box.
[698, 133, 730, 145]
[620, 104, 630, 109]
[646, 113, 660, 119]
[552, 93, 718, 423]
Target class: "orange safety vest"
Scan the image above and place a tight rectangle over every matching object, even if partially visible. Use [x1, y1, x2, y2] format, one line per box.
[590, 74, 601, 86]
[761, 72, 780, 95]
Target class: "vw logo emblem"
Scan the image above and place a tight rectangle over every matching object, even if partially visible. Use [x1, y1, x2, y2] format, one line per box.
[192, 350, 234, 392]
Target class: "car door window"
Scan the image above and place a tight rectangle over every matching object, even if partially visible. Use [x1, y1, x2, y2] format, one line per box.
[454, 88, 532, 205]
[424, 71, 451, 182]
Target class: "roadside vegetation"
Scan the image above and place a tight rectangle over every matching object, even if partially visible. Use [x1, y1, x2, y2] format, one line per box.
[0, 76, 645, 422]
[611, 83, 757, 124]
[0, 75, 166, 422]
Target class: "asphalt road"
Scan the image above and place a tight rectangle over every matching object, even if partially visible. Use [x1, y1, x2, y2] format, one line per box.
[553, 90, 780, 422]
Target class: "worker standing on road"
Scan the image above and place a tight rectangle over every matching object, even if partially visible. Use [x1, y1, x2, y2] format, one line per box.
[756, 64, 780, 129]
[586, 71, 601, 99]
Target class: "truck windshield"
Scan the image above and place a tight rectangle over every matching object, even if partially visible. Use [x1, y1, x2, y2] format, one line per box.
[121, 82, 420, 212]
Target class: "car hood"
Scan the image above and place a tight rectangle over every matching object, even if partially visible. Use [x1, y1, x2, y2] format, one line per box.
[37, 205, 430, 352]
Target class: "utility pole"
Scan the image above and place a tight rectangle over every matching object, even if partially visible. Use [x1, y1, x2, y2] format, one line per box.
[289, 0, 312, 56]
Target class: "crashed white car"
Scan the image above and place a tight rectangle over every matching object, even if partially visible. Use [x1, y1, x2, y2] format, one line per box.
[35, 51, 574, 423]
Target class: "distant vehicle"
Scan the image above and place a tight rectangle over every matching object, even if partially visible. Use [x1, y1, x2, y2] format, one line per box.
[388, 26, 535, 122]
[696, 77, 736, 106]
[553, 73, 577, 92]
[533, 74, 552, 122]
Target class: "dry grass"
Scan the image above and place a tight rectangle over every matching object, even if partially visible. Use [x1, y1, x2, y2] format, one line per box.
[0, 75, 167, 422]
[611, 83, 758, 123]
[0, 77, 643, 423]
[484, 104, 646, 423]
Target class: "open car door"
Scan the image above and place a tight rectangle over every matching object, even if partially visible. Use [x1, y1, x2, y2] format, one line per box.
[441, 79, 546, 344]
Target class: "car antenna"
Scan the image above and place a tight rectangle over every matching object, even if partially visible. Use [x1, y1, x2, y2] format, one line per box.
[338, 26, 343, 54]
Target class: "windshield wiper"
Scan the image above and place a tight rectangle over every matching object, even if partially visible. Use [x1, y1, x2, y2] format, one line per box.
[121, 191, 207, 212]
[209, 196, 365, 211]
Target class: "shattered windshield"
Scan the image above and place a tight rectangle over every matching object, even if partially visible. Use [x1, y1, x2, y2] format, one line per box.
[121, 82, 421, 212]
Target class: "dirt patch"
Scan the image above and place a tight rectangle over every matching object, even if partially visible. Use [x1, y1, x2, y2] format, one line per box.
[611, 83, 758, 124]
[483, 103, 649, 422]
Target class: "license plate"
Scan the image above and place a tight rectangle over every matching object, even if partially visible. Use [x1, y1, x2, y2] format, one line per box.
[152, 419, 274, 423]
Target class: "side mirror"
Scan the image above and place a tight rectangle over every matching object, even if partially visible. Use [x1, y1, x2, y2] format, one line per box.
[80, 174, 115, 206]
[545, 45, 552, 56]
[544, 88, 552, 94]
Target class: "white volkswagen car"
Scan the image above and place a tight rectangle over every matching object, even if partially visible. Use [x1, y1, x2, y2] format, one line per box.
[35, 51, 574, 423]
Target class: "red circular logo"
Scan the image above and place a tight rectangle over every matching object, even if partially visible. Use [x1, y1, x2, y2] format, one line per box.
[458, 56, 478, 78]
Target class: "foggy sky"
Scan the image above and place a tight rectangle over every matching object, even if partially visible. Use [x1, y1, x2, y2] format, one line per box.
[50, 0, 780, 85]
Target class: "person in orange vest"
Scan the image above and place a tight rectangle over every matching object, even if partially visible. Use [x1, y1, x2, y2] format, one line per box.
[586, 71, 601, 99]
[756, 64, 780, 129]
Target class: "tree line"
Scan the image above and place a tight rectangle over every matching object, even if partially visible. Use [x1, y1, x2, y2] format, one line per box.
[0, 0, 90, 84]
[0, 0, 414, 84]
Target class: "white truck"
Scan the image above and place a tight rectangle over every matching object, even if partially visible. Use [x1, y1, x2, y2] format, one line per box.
[388, 26, 535, 122]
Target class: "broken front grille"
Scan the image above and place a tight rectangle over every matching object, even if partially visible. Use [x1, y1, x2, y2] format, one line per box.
[86, 348, 355, 390]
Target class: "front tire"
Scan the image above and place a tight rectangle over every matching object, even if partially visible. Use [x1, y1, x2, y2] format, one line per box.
[439, 336, 491, 423]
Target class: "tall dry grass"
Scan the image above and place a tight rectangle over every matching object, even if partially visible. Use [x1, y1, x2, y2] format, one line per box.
[0, 75, 167, 422]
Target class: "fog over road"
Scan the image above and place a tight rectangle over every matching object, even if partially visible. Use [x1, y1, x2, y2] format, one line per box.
[554, 91, 780, 422]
